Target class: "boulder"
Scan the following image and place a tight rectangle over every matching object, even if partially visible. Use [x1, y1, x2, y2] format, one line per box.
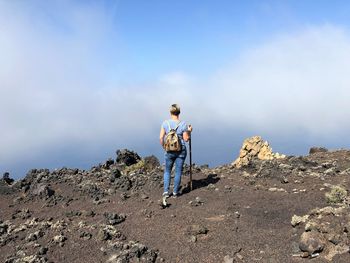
[309, 147, 328, 154]
[233, 136, 285, 168]
[299, 231, 326, 255]
[116, 149, 141, 166]
[102, 158, 115, 169]
[2, 172, 14, 185]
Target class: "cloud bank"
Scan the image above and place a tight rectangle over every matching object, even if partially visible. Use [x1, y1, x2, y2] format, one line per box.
[1, 2, 350, 177]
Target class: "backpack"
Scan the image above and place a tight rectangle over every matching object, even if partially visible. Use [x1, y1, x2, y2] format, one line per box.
[164, 121, 182, 152]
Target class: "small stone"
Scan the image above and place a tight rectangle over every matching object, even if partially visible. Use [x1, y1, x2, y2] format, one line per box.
[281, 177, 289, 184]
[189, 235, 197, 243]
[207, 183, 216, 190]
[53, 234, 66, 243]
[186, 224, 208, 236]
[38, 247, 48, 255]
[268, 187, 286, 192]
[80, 231, 92, 240]
[97, 229, 112, 241]
[224, 185, 232, 192]
[223, 255, 234, 263]
[141, 194, 149, 200]
[120, 193, 130, 200]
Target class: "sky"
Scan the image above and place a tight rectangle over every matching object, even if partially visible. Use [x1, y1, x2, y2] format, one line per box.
[1, 0, 350, 179]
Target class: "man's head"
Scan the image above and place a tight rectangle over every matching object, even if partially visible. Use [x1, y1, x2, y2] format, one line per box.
[170, 104, 180, 116]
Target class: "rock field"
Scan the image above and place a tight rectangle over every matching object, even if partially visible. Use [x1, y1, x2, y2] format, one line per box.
[1, 139, 350, 263]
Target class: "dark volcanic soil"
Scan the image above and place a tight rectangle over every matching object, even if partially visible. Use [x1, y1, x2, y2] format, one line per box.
[1, 149, 350, 263]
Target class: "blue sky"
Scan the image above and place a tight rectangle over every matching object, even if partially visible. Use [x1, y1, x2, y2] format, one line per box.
[1, 0, 350, 178]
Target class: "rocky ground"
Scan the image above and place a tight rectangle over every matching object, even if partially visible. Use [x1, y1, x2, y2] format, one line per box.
[1, 142, 350, 263]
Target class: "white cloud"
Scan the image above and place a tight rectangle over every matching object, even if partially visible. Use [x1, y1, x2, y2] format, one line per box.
[1, 1, 350, 173]
[206, 25, 350, 136]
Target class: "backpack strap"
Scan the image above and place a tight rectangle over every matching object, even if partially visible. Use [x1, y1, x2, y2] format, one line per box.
[166, 120, 171, 132]
[174, 121, 182, 131]
[166, 120, 182, 132]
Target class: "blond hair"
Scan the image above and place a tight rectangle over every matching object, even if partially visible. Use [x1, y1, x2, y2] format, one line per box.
[170, 104, 181, 116]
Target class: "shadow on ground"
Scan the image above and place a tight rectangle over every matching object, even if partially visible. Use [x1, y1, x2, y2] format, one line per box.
[182, 173, 220, 194]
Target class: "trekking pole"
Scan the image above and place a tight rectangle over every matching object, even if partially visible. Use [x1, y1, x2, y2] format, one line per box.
[189, 136, 193, 191]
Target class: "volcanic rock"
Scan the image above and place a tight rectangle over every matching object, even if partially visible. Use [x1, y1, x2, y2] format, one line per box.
[116, 149, 141, 166]
[104, 212, 126, 225]
[106, 241, 158, 263]
[2, 172, 14, 185]
[233, 136, 285, 168]
[299, 231, 326, 255]
[109, 169, 122, 183]
[186, 224, 208, 236]
[113, 176, 132, 191]
[291, 215, 309, 227]
[144, 155, 160, 171]
[2, 147, 350, 262]
[309, 147, 328, 154]
[0, 222, 8, 236]
[30, 183, 55, 199]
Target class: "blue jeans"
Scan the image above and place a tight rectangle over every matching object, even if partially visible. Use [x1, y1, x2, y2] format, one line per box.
[164, 148, 187, 194]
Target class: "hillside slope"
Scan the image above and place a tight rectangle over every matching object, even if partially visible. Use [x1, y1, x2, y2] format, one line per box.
[1, 148, 350, 263]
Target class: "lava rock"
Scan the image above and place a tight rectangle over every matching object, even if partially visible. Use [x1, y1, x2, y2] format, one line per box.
[299, 231, 326, 255]
[104, 212, 126, 225]
[109, 169, 122, 183]
[116, 149, 141, 166]
[53, 234, 67, 245]
[2, 172, 14, 185]
[233, 136, 285, 168]
[97, 226, 124, 241]
[186, 224, 208, 236]
[144, 155, 160, 171]
[31, 183, 55, 199]
[26, 230, 44, 242]
[103, 158, 115, 169]
[114, 176, 132, 191]
[0, 222, 8, 235]
[0, 180, 14, 195]
[106, 241, 158, 263]
[38, 246, 48, 255]
[309, 147, 328, 154]
[79, 231, 92, 240]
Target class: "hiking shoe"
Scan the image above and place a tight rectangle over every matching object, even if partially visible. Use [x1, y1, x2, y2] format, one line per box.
[172, 193, 178, 198]
[162, 192, 169, 198]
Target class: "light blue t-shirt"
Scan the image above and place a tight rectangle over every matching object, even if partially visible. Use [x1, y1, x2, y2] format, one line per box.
[161, 119, 188, 147]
